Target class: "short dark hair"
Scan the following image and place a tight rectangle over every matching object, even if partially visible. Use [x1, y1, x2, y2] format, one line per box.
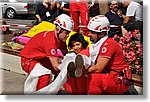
[68, 33, 88, 50]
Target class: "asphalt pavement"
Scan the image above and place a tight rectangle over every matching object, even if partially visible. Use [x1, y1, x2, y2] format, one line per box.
[0, 69, 27, 95]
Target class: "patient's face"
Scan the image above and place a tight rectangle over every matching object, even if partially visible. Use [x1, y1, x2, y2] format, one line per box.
[71, 41, 83, 54]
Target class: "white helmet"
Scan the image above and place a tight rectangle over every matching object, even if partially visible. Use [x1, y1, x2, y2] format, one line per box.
[87, 15, 110, 33]
[54, 14, 74, 32]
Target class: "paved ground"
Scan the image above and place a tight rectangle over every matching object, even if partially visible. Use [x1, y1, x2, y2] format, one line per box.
[0, 68, 27, 95]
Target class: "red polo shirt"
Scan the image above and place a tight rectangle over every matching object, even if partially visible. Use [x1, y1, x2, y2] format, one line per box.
[21, 31, 59, 59]
[98, 38, 129, 71]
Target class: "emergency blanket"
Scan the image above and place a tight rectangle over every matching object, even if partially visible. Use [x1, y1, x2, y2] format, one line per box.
[22, 21, 56, 38]
[13, 21, 56, 45]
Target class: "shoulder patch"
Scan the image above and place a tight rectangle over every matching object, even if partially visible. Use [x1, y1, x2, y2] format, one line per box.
[51, 49, 56, 55]
[102, 47, 107, 53]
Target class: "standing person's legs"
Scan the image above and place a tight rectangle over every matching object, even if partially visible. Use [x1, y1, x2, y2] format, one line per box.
[70, 11, 80, 32]
[70, 2, 80, 32]
[79, 3, 89, 36]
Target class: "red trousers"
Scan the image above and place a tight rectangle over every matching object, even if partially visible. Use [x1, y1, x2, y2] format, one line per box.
[70, 1, 89, 36]
[87, 72, 128, 95]
[21, 57, 58, 91]
[63, 74, 87, 95]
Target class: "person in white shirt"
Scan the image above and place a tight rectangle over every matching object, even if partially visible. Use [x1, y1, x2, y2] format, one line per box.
[122, 0, 143, 22]
[122, 0, 143, 43]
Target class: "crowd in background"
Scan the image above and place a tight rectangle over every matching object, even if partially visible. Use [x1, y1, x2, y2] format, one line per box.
[34, 0, 143, 43]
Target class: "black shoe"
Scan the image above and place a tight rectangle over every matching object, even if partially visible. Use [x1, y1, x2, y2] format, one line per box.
[75, 55, 84, 77]
[67, 62, 76, 77]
